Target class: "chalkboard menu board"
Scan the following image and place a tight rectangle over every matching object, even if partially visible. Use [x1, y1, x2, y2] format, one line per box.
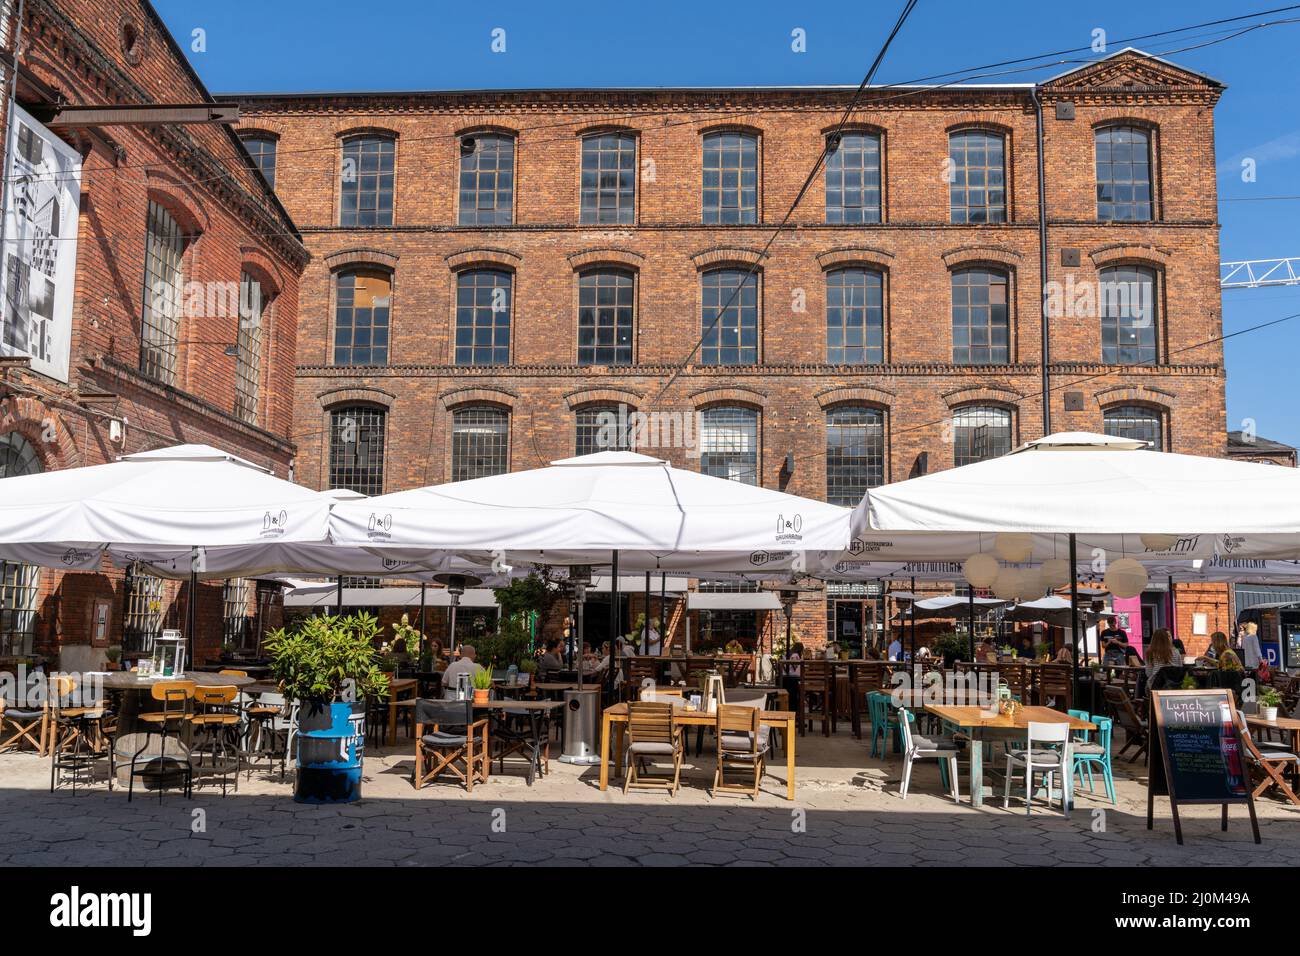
[1147, 689, 1259, 844]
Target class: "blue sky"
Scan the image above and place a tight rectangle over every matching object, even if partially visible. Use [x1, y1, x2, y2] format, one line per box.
[155, 0, 1300, 446]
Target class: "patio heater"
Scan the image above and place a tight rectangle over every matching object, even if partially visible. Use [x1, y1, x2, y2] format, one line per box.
[432, 572, 481, 652]
[561, 564, 601, 765]
[779, 585, 799, 657]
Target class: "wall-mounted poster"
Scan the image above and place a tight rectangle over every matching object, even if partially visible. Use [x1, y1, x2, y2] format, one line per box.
[0, 104, 81, 382]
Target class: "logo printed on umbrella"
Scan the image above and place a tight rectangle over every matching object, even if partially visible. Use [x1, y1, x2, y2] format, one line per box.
[750, 550, 771, 566]
[776, 513, 803, 543]
[260, 510, 289, 537]
[60, 547, 92, 566]
[1219, 533, 1245, 555]
[367, 513, 394, 540]
[382, 558, 406, 571]
[848, 537, 865, 556]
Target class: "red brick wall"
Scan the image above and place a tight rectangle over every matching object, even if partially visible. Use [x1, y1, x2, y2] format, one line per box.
[0, 0, 307, 666]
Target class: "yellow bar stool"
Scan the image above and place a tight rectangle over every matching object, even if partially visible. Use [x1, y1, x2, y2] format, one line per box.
[128, 679, 196, 802]
[48, 675, 113, 793]
[189, 685, 242, 795]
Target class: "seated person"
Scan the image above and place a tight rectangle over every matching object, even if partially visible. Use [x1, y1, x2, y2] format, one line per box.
[1054, 645, 1074, 665]
[441, 644, 484, 695]
[538, 639, 566, 677]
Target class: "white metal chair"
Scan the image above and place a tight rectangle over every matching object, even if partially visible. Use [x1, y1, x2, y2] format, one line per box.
[897, 706, 960, 801]
[1004, 721, 1073, 817]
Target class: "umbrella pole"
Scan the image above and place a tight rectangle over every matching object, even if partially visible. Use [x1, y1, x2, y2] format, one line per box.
[335, 575, 343, 616]
[968, 588, 976, 661]
[1168, 575, 1177, 646]
[659, 572, 666, 653]
[187, 567, 197, 668]
[606, 551, 619, 703]
[910, 576, 917, 661]
[1069, 533, 1081, 703]
[643, 572, 651, 655]
[419, 584, 427, 658]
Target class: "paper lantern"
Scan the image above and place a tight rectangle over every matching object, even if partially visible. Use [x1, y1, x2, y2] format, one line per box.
[1140, 534, 1181, 552]
[1104, 558, 1149, 599]
[992, 568, 1024, 600]
[963, 553, 999, 588]
[1040, 558, 1072, 588]
[1019, 567, 1045, 599]
[993, 532, 1033, 564]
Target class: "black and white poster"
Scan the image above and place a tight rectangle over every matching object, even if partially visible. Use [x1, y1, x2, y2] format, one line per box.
[0, 104, 80, 382]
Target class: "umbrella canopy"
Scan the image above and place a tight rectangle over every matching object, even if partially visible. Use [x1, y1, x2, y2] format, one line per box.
[856, 432, 1300, 558]
[329, 451, 852, 565]
[895, 594, 1005, 620]
[0, 444, 331, 565]
[1004, 595, 1106, 628]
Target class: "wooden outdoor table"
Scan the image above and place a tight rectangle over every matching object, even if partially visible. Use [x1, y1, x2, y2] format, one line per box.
[597, 702, 797, 800]
[386, 678, 418, 746]
[1246, 714, 1300, 756]
[925, 704, 1095, 808]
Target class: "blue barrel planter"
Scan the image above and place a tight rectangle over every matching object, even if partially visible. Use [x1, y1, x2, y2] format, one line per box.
[293, 700, 366, 804]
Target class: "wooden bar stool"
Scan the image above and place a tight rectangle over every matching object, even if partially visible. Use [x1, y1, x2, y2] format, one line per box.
[189, 685, 242, 795]
[128, 680, 195, 802]
[48, 675, 113, 793]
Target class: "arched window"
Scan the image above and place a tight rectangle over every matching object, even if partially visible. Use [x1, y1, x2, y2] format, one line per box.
[702, 131, 758, 224]
[577, 269, 634, 366]
[575, 404, 632, 456]
[239, 133, 277, 189]
[140, 200, 187, 384]
[0, 433, 41, 656]
[1104, 405, 1164, 451]
[1096, 125, 1153, 222]
[452, 406, 510, 480]
[952, 406, 1012, 466]
[826, 268, 884, 364]
[340, 135, 394, 227]
[333, 269, 391, 366]
[234, 271, 266, 424]
[458, 133, 514, 226]
[951, 267, 1010, 365]
[825, 131, 881, 224]
[1100, 265, 1159, 365]
[580, 132, 636, 225]
[948, 130, 1006, 224]
[826, 407, 885, 506]
[701, 268, 759, 366]
[700, 406, 759, 485]
[455, 269, 512, 366]
[328, 406, 387, 495]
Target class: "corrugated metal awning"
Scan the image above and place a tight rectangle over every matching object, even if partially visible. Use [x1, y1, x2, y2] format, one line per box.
[688, 592, 782, 611]
[1235, 585, 1300, 612]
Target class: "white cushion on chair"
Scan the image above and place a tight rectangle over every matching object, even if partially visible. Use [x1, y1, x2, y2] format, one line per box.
[1007, 748, 1065, 764]
[912, 735, 960, 752]
[628, 741, 677, 757]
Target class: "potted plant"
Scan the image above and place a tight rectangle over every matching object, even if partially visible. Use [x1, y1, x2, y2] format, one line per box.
[933, 631, 968, 667]
[1180, 672, 1198, 690]
[1259, 686, 1283, 722]
[472, 665, 493, 704]
[104, 646, 122, 670]
[517, 658, 538, 687]
[264, 613, 389, 803]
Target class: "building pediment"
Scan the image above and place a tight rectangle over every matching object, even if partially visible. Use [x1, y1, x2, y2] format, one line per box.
[1043, 49, 1224, 96]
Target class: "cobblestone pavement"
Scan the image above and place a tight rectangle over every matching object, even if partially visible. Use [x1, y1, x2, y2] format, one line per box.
[3, 733, 1297, 867]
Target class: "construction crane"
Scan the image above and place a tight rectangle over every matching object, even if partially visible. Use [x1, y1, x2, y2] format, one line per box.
[1220, 257, 1300, 289]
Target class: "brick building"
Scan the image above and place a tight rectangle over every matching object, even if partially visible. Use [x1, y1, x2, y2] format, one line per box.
[0, 0, 307, 669]
[230, 48, 1229, 653]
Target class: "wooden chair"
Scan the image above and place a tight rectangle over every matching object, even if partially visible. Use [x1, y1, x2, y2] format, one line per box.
[638, 685, 683, 701]
[712, 703, 766, 799]
[1102, 685, 1148, 762]
[128, 680, 196, 802]
[413, 698, 489, 792]
[1, 680, 47, 754]
[1037, 663, 1074, 711]
[48, 675, 113, 793]
[1000, 661, 1029, 702]
[623, 701, 683, 795]
[799, 659, 835, 737]
[189, 685, 242, 795]
[625, 659, 659, 701]
[1235, 711, 1300, 805]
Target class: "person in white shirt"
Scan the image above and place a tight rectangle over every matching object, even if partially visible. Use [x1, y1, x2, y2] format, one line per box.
[888, 637, 903, 661]
[641, 624, 662, 656]
[1240, 621, 1263, 671]
[442, 645, 483, 695]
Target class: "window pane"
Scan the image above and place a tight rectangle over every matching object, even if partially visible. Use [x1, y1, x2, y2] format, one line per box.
[0, 433, 40, 656]
[826, 407, 885, 505]
[1096, 126, 1152, 222]
[1099, 265, 1158, 364]
[948, 131, 1006, 224]
[1104, 405, 1163, 450]
[329, 406, 386, 495]
[123, 564, 164, 656]
[455, 270, 511, 366]
[577, 269, 634, 365]
[333, 270, 391, 366]
[580, 133, 636, 224]
[953, 406, 1012, 466]
[240, 134, 277, 190]
[826, 268, 884, 364]
[700, 406, 758, 485]
[234, 272, 264, 424]
[458, 134, 515, 226]
[701, 268, 759, 366]
[575, 404, 634, 456]
[702, 132, 758, 224]
[340, 136, 395, 227]
[951, 268, 1010, 364]
[452, 406, 509, 480]
[825, 132, 881, 224]
[139, 201, 185, 384]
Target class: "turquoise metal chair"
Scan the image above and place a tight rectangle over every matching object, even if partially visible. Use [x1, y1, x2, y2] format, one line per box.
[1067, 709, 1092, 744]
[1072, 715, 1116, 804]
[867, 691, 914, 759]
